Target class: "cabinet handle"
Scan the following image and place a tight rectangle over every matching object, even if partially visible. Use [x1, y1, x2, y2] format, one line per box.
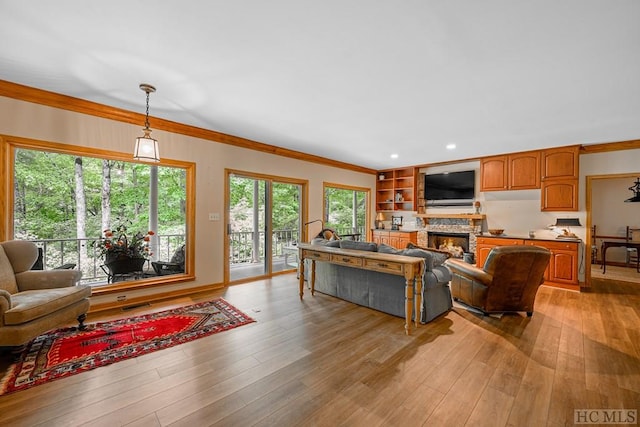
[378, 263, 388, 268]
[342, 257, 351, 262]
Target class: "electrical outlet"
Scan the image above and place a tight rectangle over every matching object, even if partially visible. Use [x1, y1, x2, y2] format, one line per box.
[209, 212, 220, 221]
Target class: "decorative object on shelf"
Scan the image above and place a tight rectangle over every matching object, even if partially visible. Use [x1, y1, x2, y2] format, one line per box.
[474, 201, 481, 214]
[488, 228, 504, 236]
[378, 173, 385, 180]
[553, 218, 581, 239]
[375, 212, 385, 229]
[391, 215, 403, 230]
[133, 83, 160, 162]
[395, 192, 403, 202]
[529, 230, 536, 238]
[625, 177, 640, 202]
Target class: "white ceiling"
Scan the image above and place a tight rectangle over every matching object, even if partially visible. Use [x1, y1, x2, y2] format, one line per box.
[1, 1, 639, 170]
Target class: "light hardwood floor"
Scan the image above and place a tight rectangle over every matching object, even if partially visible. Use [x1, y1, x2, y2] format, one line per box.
[0, 273, 638, 426]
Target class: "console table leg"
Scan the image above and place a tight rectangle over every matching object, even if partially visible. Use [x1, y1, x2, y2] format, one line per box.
[299, 256, 305, 298]
[405, 276, 414, 335]
[414, 275, 423, 328]
[310, 260, 316, 295]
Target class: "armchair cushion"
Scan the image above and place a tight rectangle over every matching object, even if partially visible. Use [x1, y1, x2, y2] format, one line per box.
[6, 286, 92, 325]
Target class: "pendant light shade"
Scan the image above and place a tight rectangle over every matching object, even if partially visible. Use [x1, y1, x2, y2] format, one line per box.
[133, 83, 160, 162]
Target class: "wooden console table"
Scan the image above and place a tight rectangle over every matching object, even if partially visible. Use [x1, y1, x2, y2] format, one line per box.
[601, 241, 640, 273]
[297, 243, 424, 335]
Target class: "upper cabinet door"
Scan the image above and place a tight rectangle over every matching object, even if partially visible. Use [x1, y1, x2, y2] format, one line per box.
[509, 151, 541, 190]
[541, 146, 579, 180]
[480, 155, 508, 191]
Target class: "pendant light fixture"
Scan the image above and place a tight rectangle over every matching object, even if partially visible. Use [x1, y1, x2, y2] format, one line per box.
[133, 83, 160, 162]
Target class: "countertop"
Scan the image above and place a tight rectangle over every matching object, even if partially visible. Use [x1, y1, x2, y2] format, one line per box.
[477, 233, 582, 243]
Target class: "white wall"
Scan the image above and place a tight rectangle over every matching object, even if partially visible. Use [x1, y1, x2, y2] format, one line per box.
[0, 96, 377, 305]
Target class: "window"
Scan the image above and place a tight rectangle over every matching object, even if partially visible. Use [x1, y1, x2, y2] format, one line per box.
[323, 183, 370, 240]
[1, 135, 195, 293]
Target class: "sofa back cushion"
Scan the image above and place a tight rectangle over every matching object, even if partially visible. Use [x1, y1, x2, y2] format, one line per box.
[0, 245, 18, 294]
[339, 240, 377, 252]
[377, 243, 400, 254]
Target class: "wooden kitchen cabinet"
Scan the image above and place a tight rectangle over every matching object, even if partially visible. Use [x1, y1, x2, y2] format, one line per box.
[480, 151, 540, 191]
[541, 145, 579, 211]
[541, 179, 578, 211]
[541, 146, 579, 180]
[480, 155, 508, 191]
[526, 240, 579, 289]
[371, 230, 417, 249]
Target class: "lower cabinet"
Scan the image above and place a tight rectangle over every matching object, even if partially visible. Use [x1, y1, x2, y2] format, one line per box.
[475, 236, 579, 290]
[371, 230, 417, 249]
[475, 237, 524, 267]
[526, 240, 579, 289]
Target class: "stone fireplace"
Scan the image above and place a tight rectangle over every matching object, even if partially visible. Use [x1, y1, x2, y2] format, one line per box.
[416, 214, 484, 258]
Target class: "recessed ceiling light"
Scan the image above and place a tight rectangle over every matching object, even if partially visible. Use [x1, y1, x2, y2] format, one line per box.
[446, 143, 456, 150]
[390, 153, 399, 159]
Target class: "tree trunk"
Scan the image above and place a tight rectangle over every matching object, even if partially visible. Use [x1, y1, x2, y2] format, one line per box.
[101, 160, 111, 232]
[74, 157, 88, 268]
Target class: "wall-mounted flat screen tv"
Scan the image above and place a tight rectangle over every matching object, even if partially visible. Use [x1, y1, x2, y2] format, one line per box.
[424, 170, 475, 206]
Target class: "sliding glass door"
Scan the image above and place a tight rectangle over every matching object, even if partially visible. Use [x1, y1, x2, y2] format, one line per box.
[226, 171, 305, 283]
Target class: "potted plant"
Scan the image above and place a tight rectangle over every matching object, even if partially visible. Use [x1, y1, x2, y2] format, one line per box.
[96, 221, 154, 277]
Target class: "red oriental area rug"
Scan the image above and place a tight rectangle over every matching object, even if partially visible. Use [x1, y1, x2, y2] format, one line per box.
[0, 298, 255, 395]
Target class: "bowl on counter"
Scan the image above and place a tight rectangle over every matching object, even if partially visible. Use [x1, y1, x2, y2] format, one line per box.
[488, 229, 505, 236]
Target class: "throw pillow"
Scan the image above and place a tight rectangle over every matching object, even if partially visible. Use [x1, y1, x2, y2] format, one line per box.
[339, 240, 377, 252]
[310, 238, 341, 247]
[406, 242, 451, 266]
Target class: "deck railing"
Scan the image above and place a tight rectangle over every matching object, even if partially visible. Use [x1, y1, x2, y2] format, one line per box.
[28, 234, 185, 285]
[29, 225, 365, 283]
[228, 226, 364, 264]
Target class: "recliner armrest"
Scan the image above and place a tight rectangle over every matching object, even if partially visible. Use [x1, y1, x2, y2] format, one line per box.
[444, 258, 493, 287]
[15, 269, 82, 291]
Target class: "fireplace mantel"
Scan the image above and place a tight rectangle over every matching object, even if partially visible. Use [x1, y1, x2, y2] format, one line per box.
[415, 213, 485, 226]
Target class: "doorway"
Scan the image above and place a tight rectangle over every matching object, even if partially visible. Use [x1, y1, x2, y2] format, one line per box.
[586, 172, 640, 286]
[226, 170, 307, 283]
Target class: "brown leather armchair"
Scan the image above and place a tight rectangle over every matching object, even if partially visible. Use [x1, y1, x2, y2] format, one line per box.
[445, 245, 551, 316]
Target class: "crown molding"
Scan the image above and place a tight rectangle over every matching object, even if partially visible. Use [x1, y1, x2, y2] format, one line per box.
[0, 79, 376, 175]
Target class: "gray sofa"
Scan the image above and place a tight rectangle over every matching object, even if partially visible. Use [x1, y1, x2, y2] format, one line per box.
[306, 239, 453, 323]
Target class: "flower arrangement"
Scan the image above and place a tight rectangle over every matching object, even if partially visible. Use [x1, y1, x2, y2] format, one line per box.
[96, 221, 154, 260]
